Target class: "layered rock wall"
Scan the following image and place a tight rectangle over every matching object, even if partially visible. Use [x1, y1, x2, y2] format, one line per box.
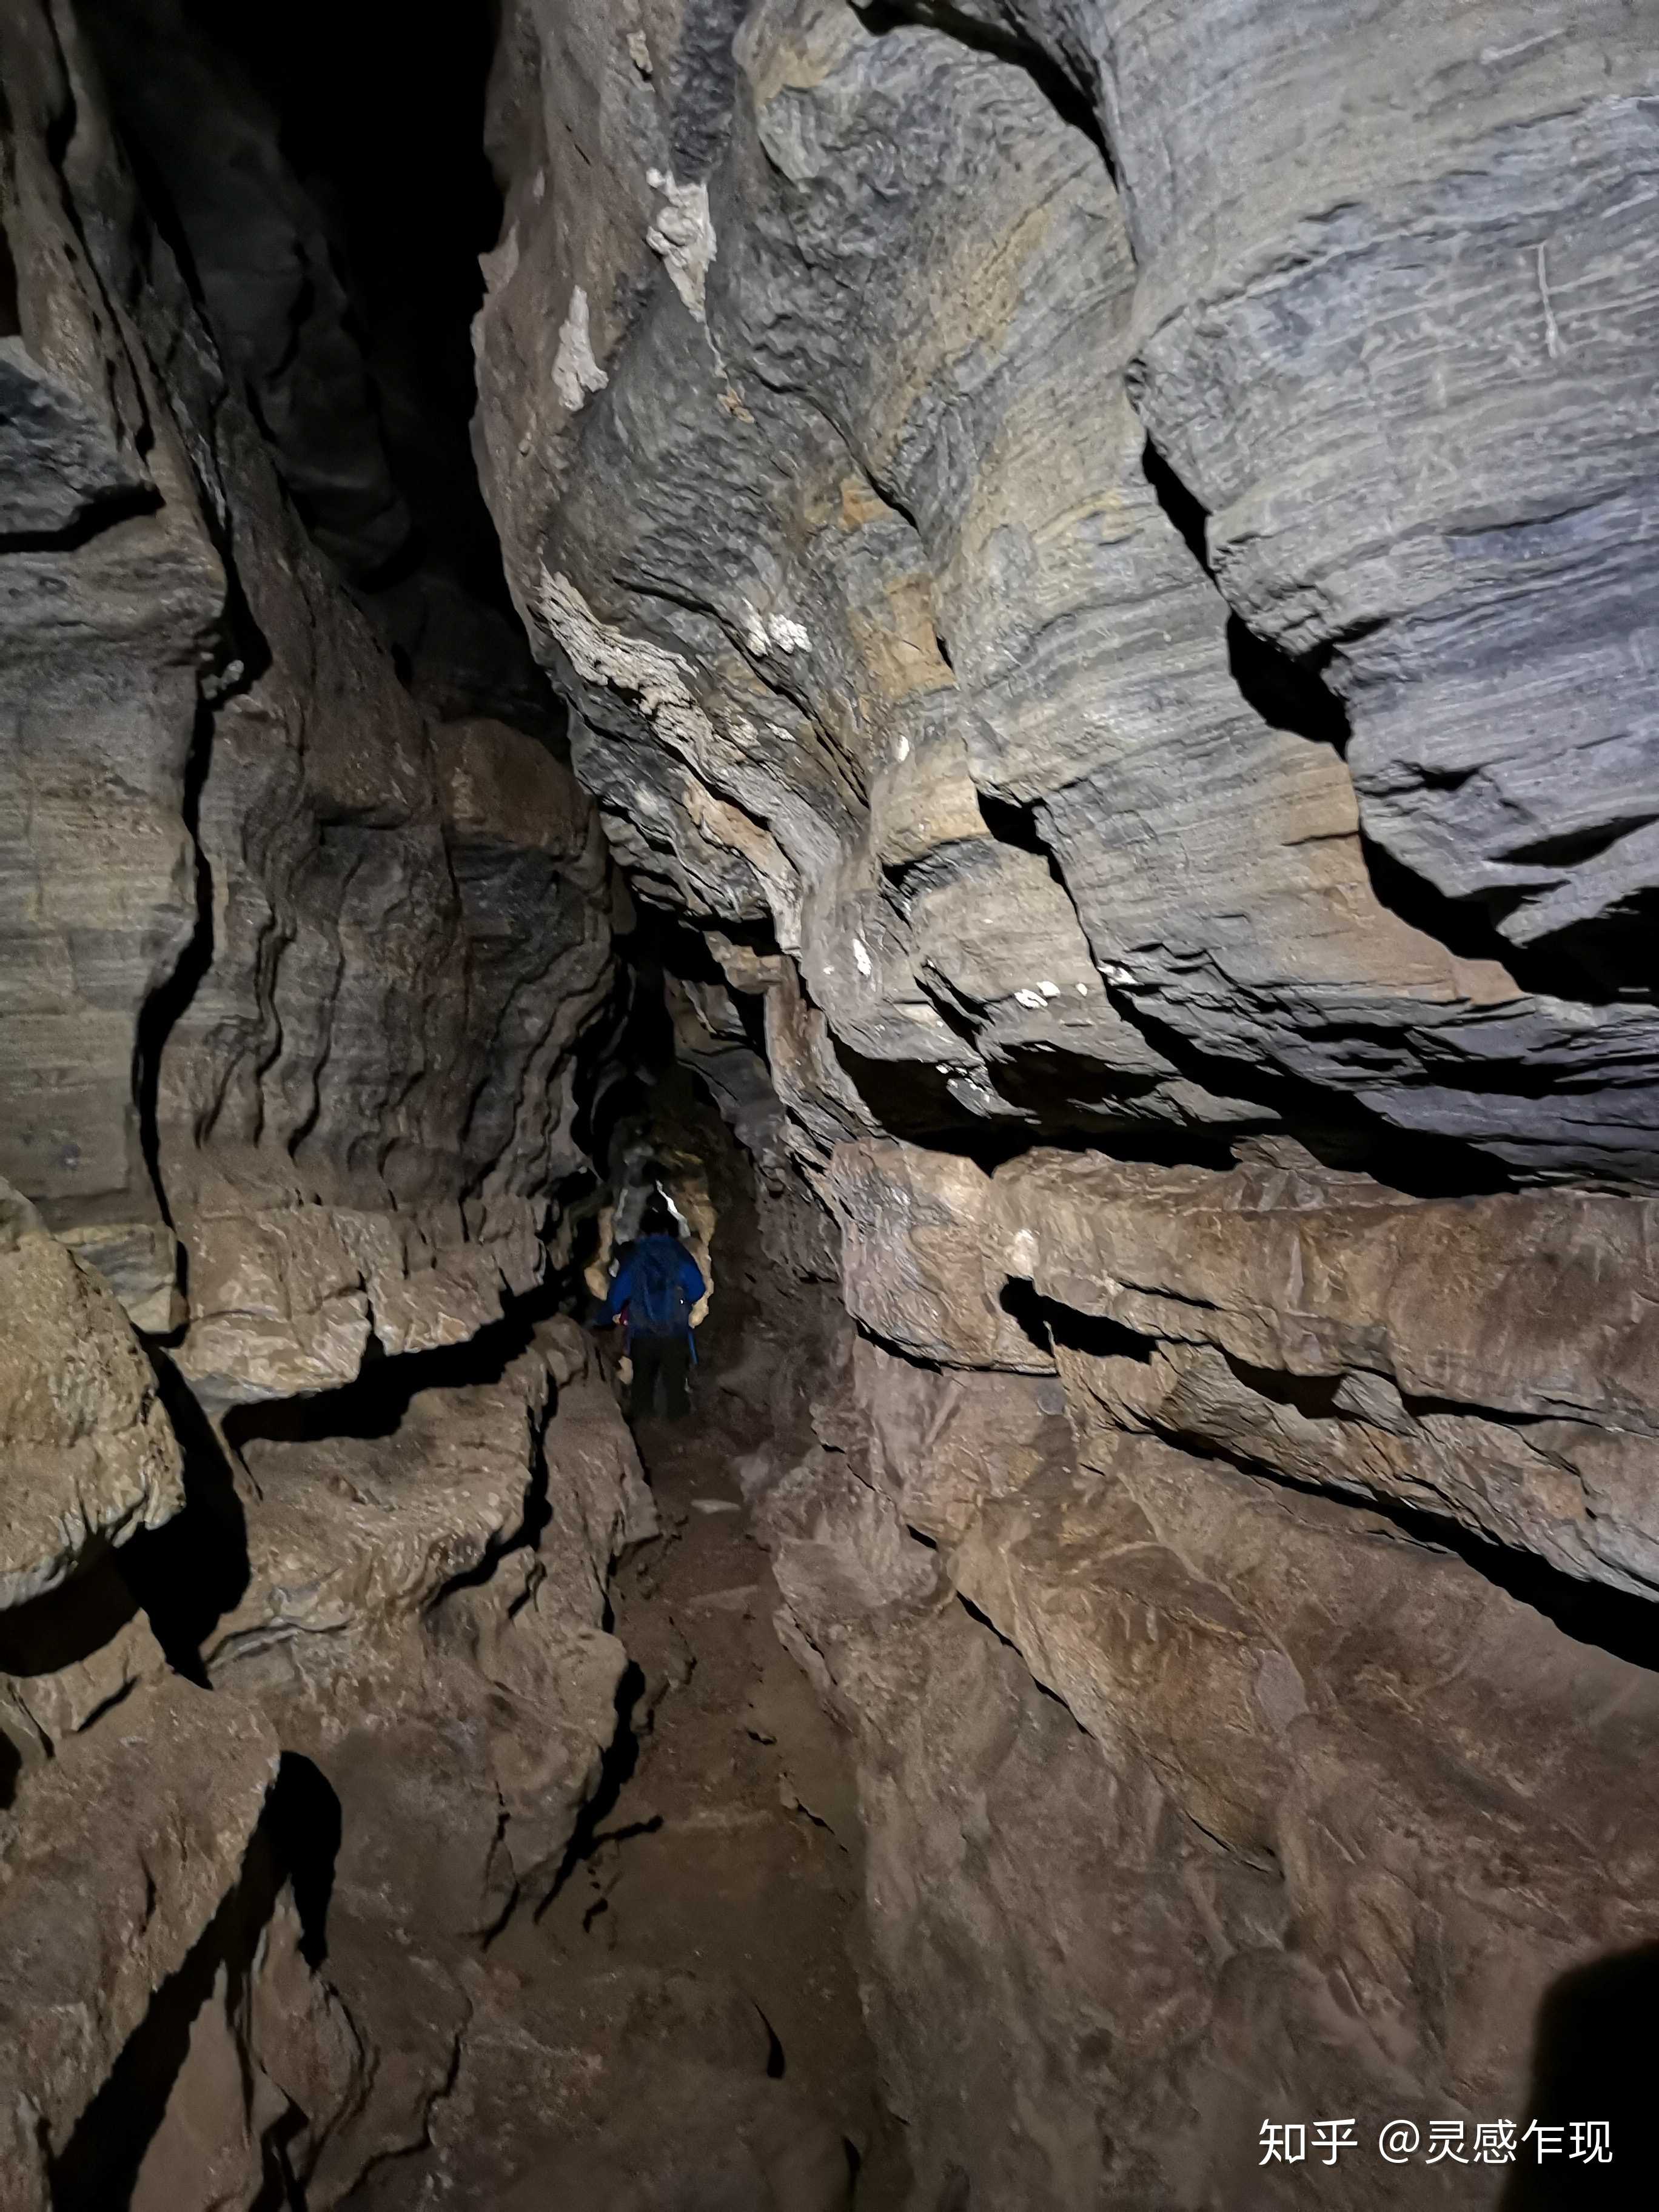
[480, 0, 1659, 1187]
[1, 0, 620, 1386]
[0, 5, 637, 2199]
[474, 1, 1659, 2200]
[2, 0, 1656, 2202]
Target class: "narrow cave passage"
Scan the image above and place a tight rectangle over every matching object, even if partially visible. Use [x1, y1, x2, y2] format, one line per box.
[482, 1114, 911, 2207]
[313, 1070, 913, 2210]
[4, 1, 1658, 2209]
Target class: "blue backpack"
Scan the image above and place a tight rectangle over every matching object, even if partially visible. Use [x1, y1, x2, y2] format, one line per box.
[628, 1235, 694, 1339]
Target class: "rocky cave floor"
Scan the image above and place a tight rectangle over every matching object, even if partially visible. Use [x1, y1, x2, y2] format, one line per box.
[377, 1306, 914, 2211]
[280, 1254, 913, 2212]
[490, 1381, 911, 2209]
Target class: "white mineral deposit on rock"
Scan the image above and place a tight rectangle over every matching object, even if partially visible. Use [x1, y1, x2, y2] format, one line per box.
[551, 285, 609, 412]
[644, 168, 716, 323]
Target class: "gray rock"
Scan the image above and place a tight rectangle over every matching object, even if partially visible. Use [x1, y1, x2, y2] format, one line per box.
[479, 0, 1659, 1182]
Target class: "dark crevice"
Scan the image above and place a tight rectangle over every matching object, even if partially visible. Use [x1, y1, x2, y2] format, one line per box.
[335, 2028, 465, 2206]
[1372, 823, 1659, 1008]
[1215, 1353, 1345, 1423]
[1358, 831, 1527, 970]
[66, 1673, 141, 1738]
[537, 1660, 649, 1914]
[1516, 908, 1657, 1008]
[1091, 980, 1521, 1198]
[223, 1276, 569, 1454]
[0, 1550, 142, 1678]
[828, 1037, 980, 1153]
[585, 1812, 666, 1852]
[0, 216, 21, 337]
[834, 1007, 1252, 1170]
[1225, 615, 1350, 750]
[0, 482, 164, 554]
[1506, 816, 1658, 873]
[974, 789, 1067, 894]
[908, 967, 993, 1055]
[983, 1047, 1246, 1160]
[264, 1753, 343, 1969]
[119, 1350, 251, 1683]
[130, 537, 269, 1252]
[1141, 435, 1211, 574]
[853, 2, 1113, 175]
[1398, 1384, 1561, 1430]
[852, 1321, 944, 1376]
[85, 0, 550, 729]
[133, 692, 216, 1232]
[47, 1752, 335, 2212]
[1221, 1348, 1560, 1435]
[50, 1871, 256, 2212]
[477, 1827, 522, 1949]
[842, 973, 1517, 1190]
[999, 1277, 1156, 1363]
[1500, 1942, 1659, 2212]
[0, 1728, 22, 1812]
[424, 1412, 554, 1615]
[250, 2105, 314, 2212]
[957, 1594, 1081, 1718]
[973, 789, 1045, 856]
[1183, 1805, 1279, 1874]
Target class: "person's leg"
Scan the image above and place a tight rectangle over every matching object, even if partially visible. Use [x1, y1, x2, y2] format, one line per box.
[660, 1334, 692, 1419]
[628, 1336, 662, 1422]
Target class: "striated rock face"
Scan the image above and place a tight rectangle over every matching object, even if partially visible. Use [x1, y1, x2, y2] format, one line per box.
[0, 0, 223, 1245]
[4, 0, 1658, 2205]
[155, 442, 616, 1406]
[466, 0, 1659, 2202]
[0, 5, 638, 2202]
[831, 1137, 1659, 1599]
[480, 0, 1658, 1184]
[749, 1180, 1659, 2206]
[0, 0, 620, 1404]
[192, 1322, 661, 2206]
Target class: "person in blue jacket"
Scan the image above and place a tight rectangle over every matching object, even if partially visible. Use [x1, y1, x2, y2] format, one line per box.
[598, 1196, 706, 1421]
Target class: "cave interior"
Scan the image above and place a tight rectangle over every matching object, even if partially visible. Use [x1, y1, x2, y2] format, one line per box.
[0, 1, 1656, 2208]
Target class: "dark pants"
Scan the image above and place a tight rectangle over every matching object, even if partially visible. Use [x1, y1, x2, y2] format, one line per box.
[628, 1332, 691, 1421]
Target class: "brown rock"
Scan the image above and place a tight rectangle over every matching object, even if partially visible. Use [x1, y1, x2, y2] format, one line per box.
[0, 1195, 183, 1611]
[0, 1678, 279, 2210]
[994, 1147, 1659, 1595]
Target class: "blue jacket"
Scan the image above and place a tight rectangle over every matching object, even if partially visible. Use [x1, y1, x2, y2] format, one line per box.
[601, 1235, 706, 1347]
